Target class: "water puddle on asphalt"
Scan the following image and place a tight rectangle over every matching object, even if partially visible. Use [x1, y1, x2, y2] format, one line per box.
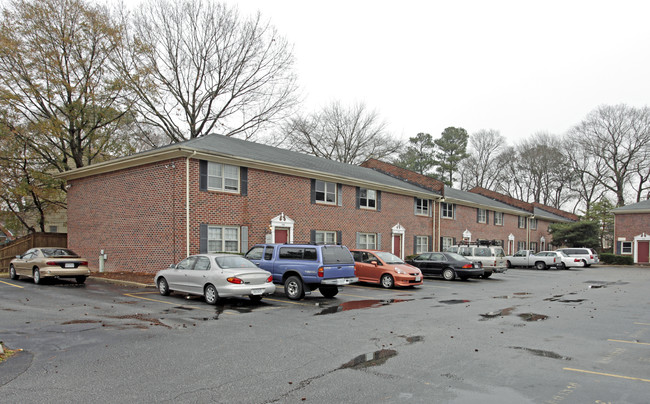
[315, 299, 412, 315]
[440, 299, 471, 304]
[544, 295, 587, 303]
[585, 280, 629, 288]
[510, 346, 571, 360]
[518, 313, 549, 322]
[479, 307, 516, 320]
[404, 335, 424, 344]
[340, 349, 398, 370]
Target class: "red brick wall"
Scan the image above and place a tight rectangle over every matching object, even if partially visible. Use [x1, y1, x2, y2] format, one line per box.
[615, 213, 650, 242]
[438, 204, 554, 253]
[68, 158, 434, 274]
[68, 159, 186, 274]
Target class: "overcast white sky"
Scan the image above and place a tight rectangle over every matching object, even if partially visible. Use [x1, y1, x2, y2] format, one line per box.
[224, 0, 650, 145]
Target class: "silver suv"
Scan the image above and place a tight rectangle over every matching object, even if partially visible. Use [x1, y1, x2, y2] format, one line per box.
[444, 241, 507, 278]
[556, 248, 599, 267]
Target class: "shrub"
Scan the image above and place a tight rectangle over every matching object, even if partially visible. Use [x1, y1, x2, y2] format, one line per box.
[600, 253, 634, 265]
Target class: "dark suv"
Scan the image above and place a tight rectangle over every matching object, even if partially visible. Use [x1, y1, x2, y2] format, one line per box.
[244, 244, 358, 300]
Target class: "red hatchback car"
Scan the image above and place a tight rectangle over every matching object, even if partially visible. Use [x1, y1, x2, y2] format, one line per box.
[349, 249, 423, 288]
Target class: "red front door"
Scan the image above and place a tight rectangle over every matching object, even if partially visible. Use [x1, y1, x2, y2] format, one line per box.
[393, 235, 401, 258]
[638, 241, 649, 263]
[275, 228, 288, 244]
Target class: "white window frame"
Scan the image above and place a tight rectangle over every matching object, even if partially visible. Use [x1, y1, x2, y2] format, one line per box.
[518, 216, 526, 229]
[415, 198, 430, 216]
[477, 208, 487, 223]
[415, 236, 429, 254]
[494, 212, 504, 226]
[622, 241, 633, 255]
[441, 202, 454, 219]
[315, 180, 337, 205]
[207, 225, 240, 253]
[359, 188, 377, 210]
[442, 236, 454, 251]
[315, 230, 337, 245]
[358, 233, 377, 249]
[207, 162, 240, 193]
[529, 241, 537, 252]
[530, 218, 537, 230]
[517, 241, 527, 251]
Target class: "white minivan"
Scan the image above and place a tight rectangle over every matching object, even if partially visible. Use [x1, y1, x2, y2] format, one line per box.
[444, 242, 508, 278]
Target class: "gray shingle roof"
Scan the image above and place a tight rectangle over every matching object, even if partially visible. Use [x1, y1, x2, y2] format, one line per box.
[443, 186, 529, 214]
[165, 134, 441, 196]
[534, 206, 573, 222]
[612, 199, 650, 213]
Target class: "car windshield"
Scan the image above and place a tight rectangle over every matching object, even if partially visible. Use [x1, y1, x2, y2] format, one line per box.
[375, 251, 404, 264]
[321, 246, 354, 265]
[214, 255, 258, 269]
[446, 252, 467, 261]
[41, 248, 79, 258]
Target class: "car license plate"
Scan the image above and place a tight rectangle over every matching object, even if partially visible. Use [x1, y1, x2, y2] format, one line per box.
[415, 276, 421, 282]
[251, 288, 264, 295]
[65, 263, 75, 268]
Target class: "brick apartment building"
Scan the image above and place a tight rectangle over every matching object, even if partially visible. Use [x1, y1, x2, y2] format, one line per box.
[361, 160, 578, 255]
[59, 134, 577, 274]
[612, 199, 650, 263]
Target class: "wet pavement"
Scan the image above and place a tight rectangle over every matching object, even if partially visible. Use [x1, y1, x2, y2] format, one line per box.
[1, 265, 649, 403]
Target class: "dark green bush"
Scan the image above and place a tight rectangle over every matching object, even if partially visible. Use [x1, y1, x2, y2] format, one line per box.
[600, 253, 634, 265]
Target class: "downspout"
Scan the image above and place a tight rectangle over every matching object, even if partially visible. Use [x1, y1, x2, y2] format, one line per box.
[186, 151, 196, 256]
[437, 199, 443, 251]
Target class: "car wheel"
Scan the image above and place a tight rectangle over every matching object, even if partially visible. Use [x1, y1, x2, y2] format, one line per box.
[319, 286, 339, 298]
[506, 261, 512, 268]
[33, 268, 41, 284]
[535, 261, 546, 270]
[284, 276, 304, 300]
[482, 272, 492, 279]
[558, 262, 566, 270]
[204, 284, 219, 305]
[442, 268, 455, 281]
[249, 295, 263, 303]
[157, 277, 170, 296]
[380, 274, 395, 289]
[75, 276, 87, 284]
[583, 260, 590, 267]
[9, 265, 18, 280]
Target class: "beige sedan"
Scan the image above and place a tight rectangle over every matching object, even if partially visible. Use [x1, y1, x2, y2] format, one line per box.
[9, 247, 91, 284]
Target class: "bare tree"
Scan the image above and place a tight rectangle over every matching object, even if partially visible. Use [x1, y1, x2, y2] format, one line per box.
[459, 129, 507, 190]
[119, 0, 298, 143]
[569, 104, 650, 207]
[281, 102, 402, 165]
[562, 135, 606, 214]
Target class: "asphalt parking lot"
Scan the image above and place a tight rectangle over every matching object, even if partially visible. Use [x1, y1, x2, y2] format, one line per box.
[1, 265, 649, 403]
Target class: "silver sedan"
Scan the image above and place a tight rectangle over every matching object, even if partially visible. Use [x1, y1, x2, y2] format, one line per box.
[154, 254, 276, 304]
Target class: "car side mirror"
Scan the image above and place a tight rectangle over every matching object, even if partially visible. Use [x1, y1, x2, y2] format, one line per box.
[15, 255, 21, 259]
[371, 261, 378, 266]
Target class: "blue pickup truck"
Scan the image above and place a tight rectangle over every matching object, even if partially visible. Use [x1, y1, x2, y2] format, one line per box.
[244, 244, 358, 300]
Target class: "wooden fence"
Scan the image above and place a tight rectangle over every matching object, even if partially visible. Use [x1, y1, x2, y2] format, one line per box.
[0, 233, 67, 270]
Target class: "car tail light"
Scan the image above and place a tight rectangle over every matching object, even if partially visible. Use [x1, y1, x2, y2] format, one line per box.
[46, 261, 57, 265]
[318, 267, 324, 277]
[266, 275, 273, 283]
[590, 255, 594, 259]
[554, 258, 557, 263]
[574, 259, 580, 262]
[227, 277, 243, 284]
[462, 264, 473, 269]
[80, 261, 88, 266]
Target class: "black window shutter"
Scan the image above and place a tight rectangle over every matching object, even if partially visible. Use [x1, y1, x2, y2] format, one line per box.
[377, 191, 382, 211]
[240, 226, 248, 253]
[413, 197, 418, 215]
[200, 224, 208, 253]
[310, 179, 316, 204]
[428, 236, 433, 252]
[428, 199, 432, 217]
[337, 183, 343, 206]
[439, 237, 444, 251]
[240, 167, 248, 196]
[453, 204, 456, 219]
[476, 208, 480, 223]
[310, 230, 316, 244]
[413, 235, 418, 254]
[355, 187, 361, 209]
[486, 210, 490, 224]
[377, 233, 382, 249]
[199, 160, 208, 191]
[337, 230, 342, 245]
[616, 241, 621, 255]
[452, 237, 456, 244]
